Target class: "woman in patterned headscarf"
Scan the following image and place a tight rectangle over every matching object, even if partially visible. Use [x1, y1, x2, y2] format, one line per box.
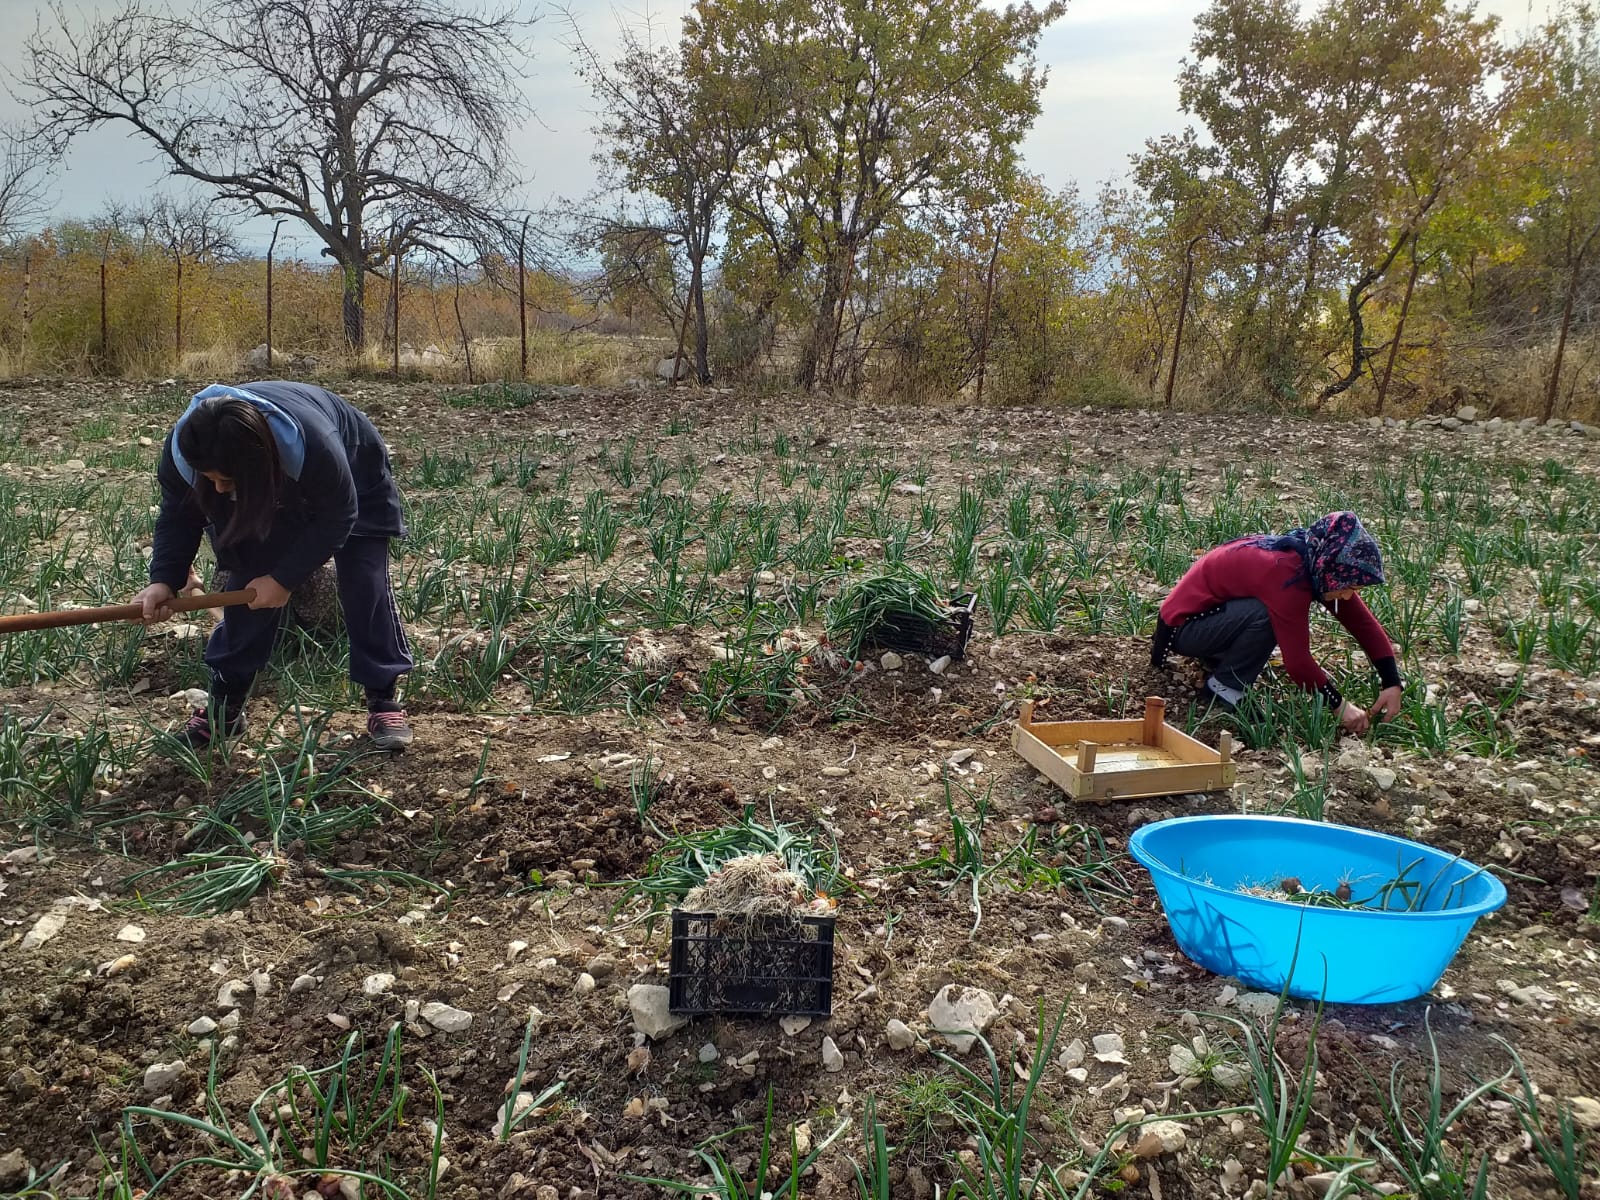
[1150, 512, 1404, 734]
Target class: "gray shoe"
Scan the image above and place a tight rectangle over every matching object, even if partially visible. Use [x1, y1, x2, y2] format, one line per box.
[366, 710, 414, 751]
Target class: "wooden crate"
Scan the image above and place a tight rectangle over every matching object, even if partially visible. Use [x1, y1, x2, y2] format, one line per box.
[1012, 696, 1235, 803]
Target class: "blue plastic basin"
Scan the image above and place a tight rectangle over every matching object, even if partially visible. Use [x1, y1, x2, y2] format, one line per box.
[1128, 815, 1507, 1004]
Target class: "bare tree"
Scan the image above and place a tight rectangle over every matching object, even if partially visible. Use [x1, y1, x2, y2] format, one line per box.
[23, 0, 532, 351]
[134, 196, 241, 359]
[570, 18, 776, 384]
[0, 125, 52, 243]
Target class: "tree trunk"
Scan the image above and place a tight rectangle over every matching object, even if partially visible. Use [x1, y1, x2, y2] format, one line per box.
[99, 235, 111, 373]
[266, 221, 282, 368]
[1375, 237, 1420, 417]
[21, 248, 31, 368]
[975, 220, 1003, 406]
[1316, 270, 1380, 406]
[518, 216, 529, 381]
[173, 252, 184, 363]
[1541, 223, 1597, 422]
[798, 243, 850, 392]
[690, 252, 709, 385]
[342, 259, 366, 351]
[391, 240, 401, 377]
[1164, 236, 1201, 407]
[453, 263, 473, 384]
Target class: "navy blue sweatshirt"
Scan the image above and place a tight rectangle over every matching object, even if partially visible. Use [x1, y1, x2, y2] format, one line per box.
[148, 382, 406, 592]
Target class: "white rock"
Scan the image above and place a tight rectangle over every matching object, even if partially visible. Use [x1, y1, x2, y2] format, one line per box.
[1569, 1096, 1600, 1130]
[217, 979, 249, 1009]
[507, 940, 528, 964]
[142, 1060, 187, 1096]
[187, 1017, 217, 1037]
[780, 1014, 811, 1036]
[1057, 1038, 1086, 1068]
[115, 925, 146, 943]
[1367, 766, 1397, 792]
[927, 984, 999, 1053]
[20, 911, 66, 951]
[698, 1042, 719, 1064]
[886, 1019, 916, 1050]
[628, 984, 688, 1040]
[821, 1036, 845, 1072]
[1455, 406, 1478, 422]
[290, 974, 319, 995]
[1235, 992, 1281, 1020]
[928, 655, 952, 675]
[1092, 1033, 1127, 1064]
[880, 651, 903, 671]
[362, 972, 397, 998]
[575, 972, 596, 995]
[420, 1002, 473, 1033]
[1133, 1120, 1187, 1158]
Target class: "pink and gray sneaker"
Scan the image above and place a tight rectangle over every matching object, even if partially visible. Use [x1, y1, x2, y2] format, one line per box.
[175, 705, 247, 749]
[367, 709, 414, 751]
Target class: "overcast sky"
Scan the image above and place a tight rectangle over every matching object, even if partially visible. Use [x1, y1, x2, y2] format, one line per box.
[0, 0, 1557, 258]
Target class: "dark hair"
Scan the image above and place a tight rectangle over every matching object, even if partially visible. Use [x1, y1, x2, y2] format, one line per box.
[176, 399, 282, 545]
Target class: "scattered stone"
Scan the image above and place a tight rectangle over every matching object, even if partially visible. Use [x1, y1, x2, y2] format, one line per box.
[628, 984, 688, 1040]
[929, 655, 952, 675]
[420, 1002, 473, 1033]
[1133, 1120, 1187, 1158]
[576, 972, 597, 995]
[20, 911, 66, 951]
[886, 1018, 916, 1051]
[290, 974, 319, 995]
[217, 1010, 241, 1031]
[698, 1042, 720, 1064]
[507, 940, 528, 964]
[820, 765, 852, 778]
[780, 1014, 811, 1036]
[1092, 1033, 1127, 1065]
[248, 969, 271, 996]
[821, 1036, 845, 1072]
[217, 979, 249, 1009]
[142, 1060, 187, 1096]
[1509, 983, 1558, 1007]
[1455, 406, 1478, 422]
[1366, 766, 1397, 792]
[587, 956, 618, 979]
[100, 953, 138, 977]
[880, 651, 903, 671]
[1440, 416, 1462, 430]
[0, 1149, 28, 1192]
[1235, 991, 1281, 1021]
[115, 924, 146, 943]
[187, 1016, 218, 1037]
[1057, 1038, 1086, 1069]
[927, 984, 999, 1053]
[1568, 1096, 1600, 1130]
[362, 973, 396, 998]
[7, 1066, 44, 1098]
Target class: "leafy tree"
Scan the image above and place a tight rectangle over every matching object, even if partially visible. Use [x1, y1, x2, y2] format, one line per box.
[689, 0, 1065, 392]
[573, 18, 778, 382]
[1510, 2, 1600, 421]
[24, 0, 531, 351]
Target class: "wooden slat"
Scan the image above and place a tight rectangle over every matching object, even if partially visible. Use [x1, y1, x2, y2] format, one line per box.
[1019, 718, 1145, 748]
[1142, 696, 1165, 748]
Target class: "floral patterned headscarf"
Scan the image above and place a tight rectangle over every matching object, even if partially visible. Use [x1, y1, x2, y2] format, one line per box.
[1237, 511, 1385, 596]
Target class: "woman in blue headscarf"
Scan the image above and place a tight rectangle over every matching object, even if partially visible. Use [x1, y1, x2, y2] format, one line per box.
[131, 381, 414, 751]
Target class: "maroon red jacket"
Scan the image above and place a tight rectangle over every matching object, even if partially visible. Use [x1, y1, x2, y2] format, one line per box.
[1158, 541, 1398, 695]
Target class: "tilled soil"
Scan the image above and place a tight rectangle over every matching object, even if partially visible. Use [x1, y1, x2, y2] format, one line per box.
[1, 379, 1597, 1199]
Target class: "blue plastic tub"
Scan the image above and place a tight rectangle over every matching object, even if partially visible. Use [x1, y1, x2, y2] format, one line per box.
[1128, 815, 1507, 1004]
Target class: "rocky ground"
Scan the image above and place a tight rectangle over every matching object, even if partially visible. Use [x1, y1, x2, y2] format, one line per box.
[0, 378, 1597, 1199]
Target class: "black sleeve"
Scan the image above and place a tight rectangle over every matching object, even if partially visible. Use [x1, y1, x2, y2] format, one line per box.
[267, 422, 358, 590]
[1373, 655, 1404, 690]
[1151, 617, 1176, 669]
[148, 436, 204, 591]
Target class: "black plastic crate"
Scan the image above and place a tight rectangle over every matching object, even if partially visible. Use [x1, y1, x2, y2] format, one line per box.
[862, 592, 977, 661]
[668, 910, 836, 1017]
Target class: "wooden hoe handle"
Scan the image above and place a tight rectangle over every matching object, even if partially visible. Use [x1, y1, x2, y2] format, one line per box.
[0, 589, 257, 635]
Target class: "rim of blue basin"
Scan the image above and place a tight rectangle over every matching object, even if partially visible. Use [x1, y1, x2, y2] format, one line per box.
[1128, 814, 1508, 920]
